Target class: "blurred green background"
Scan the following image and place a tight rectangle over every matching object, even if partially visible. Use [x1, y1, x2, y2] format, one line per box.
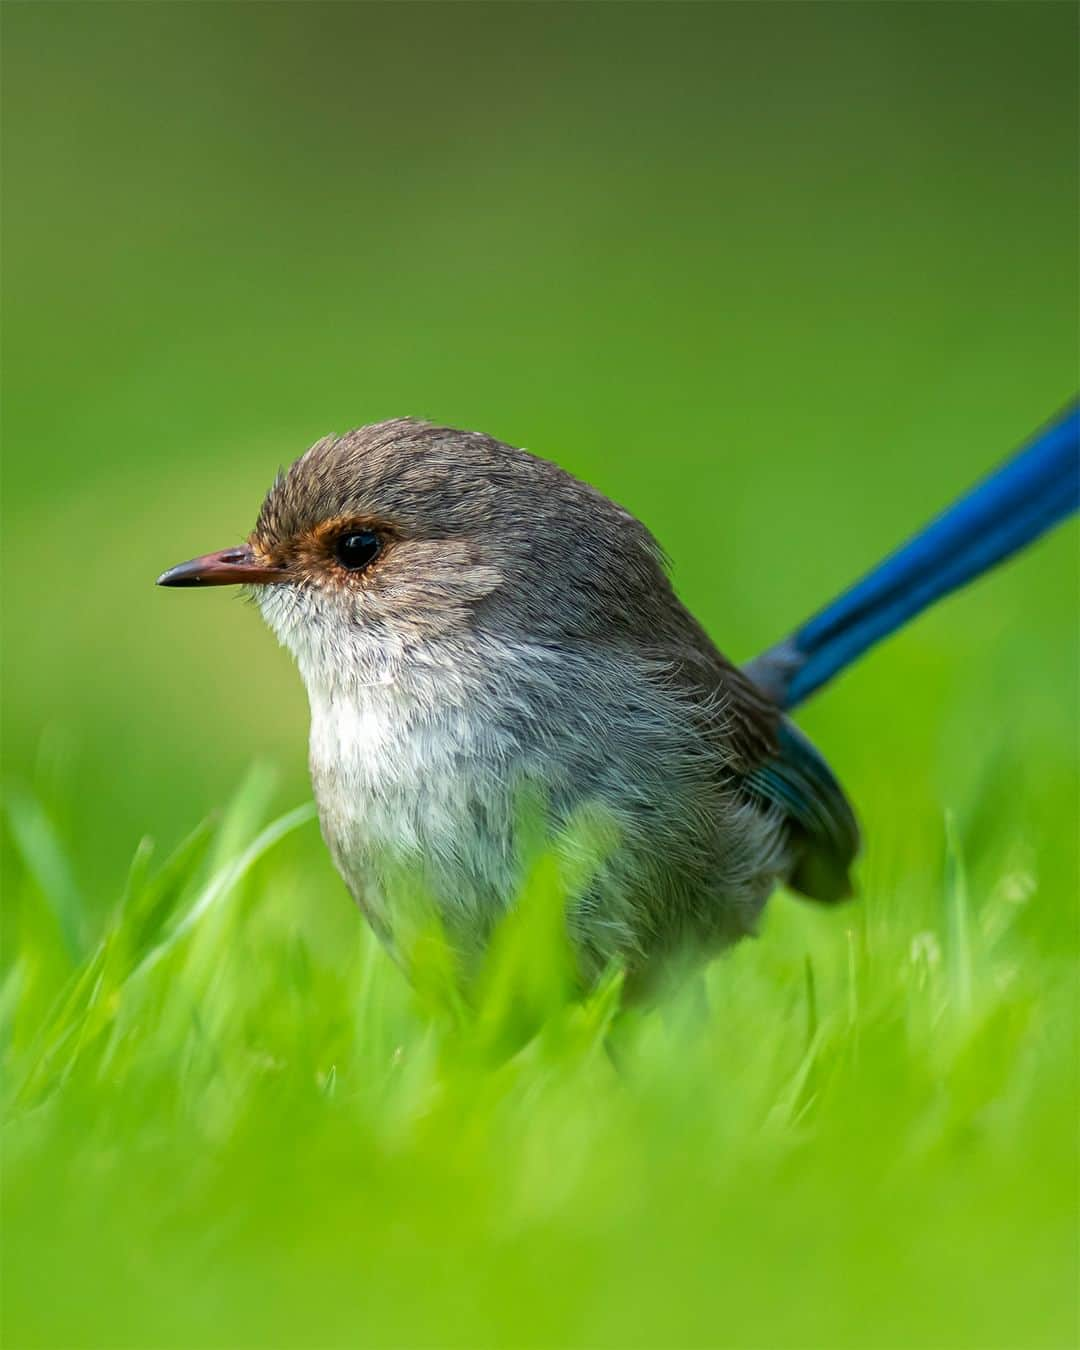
[4, 0, 1076, 906]
[3, 5, 1078, 1347]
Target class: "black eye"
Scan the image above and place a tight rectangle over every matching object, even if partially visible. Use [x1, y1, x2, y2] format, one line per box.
[333, 530, 381, 571]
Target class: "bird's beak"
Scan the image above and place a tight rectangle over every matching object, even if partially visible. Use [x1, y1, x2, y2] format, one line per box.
[156, 545, 283, 588]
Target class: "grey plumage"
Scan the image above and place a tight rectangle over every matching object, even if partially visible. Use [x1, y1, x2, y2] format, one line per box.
[244, 419, 857, 987]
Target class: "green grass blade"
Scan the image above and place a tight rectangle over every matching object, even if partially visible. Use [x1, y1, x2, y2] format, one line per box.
[133, 801, 317, 978]
[943, 809, 974, 1020]
[4, 784, 86, 962]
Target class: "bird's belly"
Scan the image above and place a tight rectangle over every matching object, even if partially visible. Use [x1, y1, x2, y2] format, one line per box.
[304, 676, 789, 981]
[307, 687, 518, 953]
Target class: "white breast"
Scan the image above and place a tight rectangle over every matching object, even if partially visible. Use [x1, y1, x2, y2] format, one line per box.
[308, 674, 427, 852]
[303, 649, 524, 945]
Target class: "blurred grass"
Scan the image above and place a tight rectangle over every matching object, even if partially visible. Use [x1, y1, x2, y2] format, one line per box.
[2, 3, 1078, 1347]
[4, 768, 1077, 1348]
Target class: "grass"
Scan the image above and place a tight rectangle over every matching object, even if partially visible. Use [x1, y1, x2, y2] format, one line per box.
[4, 756, 1077, 1350]
[4, 5, 1077, 1345]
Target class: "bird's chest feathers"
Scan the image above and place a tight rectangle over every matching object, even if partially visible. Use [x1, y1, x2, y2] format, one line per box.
[305, 673, 504, 877]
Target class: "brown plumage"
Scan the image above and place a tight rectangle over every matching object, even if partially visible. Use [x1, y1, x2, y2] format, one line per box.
[160, 419, 858, 987]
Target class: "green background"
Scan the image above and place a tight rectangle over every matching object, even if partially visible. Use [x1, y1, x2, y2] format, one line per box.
[5, 0, 1077, 902]
[3, 4, 1078, 1348]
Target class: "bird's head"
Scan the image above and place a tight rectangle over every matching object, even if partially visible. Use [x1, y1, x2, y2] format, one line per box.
[157, 419, 676, 683]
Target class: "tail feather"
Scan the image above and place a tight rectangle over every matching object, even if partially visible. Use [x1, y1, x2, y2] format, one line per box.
[746, 403, 1080, 711]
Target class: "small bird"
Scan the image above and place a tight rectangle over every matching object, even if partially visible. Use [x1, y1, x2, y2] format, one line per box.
[158, 407, 1079, 988]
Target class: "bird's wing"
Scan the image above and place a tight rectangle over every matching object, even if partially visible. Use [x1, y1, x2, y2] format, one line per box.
[664, 646, 859, 903]
[740, 719, 859, 902]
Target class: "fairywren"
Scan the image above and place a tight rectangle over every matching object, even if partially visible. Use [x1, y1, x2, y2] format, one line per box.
[158, 410, 1079, 985]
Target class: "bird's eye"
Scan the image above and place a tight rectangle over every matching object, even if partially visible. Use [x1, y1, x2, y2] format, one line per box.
[333, 530, 381, 572]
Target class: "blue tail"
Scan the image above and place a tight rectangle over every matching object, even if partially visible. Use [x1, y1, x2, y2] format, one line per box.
[746, 403, 1080, 711]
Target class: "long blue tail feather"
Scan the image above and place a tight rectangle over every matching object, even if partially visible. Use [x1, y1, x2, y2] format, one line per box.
[746, 402, 1080, 711]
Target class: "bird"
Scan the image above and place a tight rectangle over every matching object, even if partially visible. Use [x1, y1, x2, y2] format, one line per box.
[158, 405, 1079, 991]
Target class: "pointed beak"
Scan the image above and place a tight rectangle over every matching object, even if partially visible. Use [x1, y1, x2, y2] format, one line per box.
[156, 545, 283, 588]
